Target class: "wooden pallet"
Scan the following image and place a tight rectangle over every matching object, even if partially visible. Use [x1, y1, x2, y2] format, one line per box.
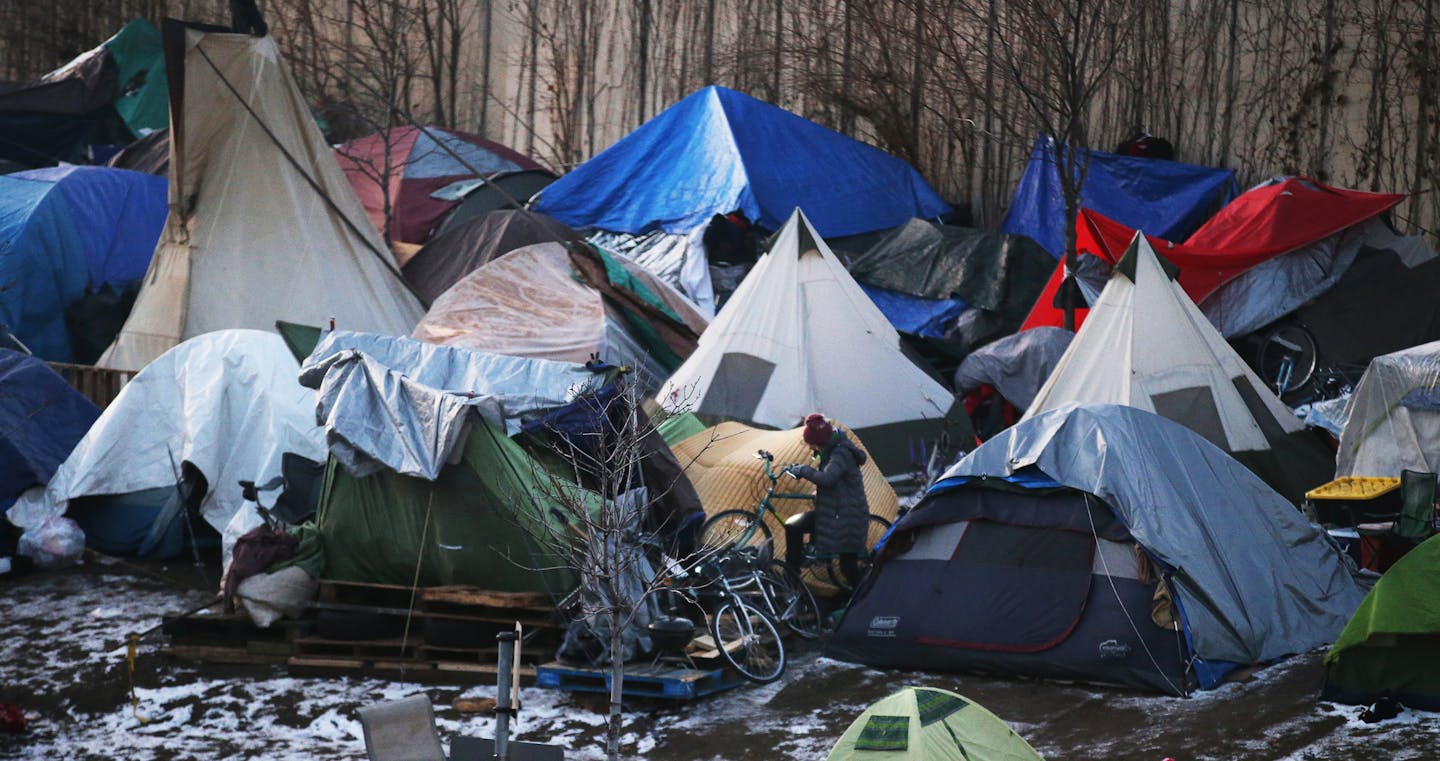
[535, 661, 742, 700]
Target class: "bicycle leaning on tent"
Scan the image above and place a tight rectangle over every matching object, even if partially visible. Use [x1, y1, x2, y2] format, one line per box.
[655, 549, 792, 683]
[696, 449, 892, 592]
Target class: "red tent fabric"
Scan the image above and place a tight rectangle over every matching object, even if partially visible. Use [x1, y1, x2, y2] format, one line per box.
[335, 126, 541, 245]
[1019, 178, 1406, 331]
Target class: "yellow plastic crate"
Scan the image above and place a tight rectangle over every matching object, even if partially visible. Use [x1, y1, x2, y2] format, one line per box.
[1305, 476, 1401, 502]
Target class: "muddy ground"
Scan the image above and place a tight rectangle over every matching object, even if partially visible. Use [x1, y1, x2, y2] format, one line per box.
[2, 559, 1436, 760]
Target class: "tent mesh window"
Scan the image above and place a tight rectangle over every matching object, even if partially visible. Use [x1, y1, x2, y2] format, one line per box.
[855, 715, 909, 752]
[914, 688, 968, 726]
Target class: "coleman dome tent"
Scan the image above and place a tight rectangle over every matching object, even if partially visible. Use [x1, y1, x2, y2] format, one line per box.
[1322, 533, 1440, 711]
[1335, 340, 1440, 477]
[534, 85, 951, 314]
[828, 403, 1366, 695]
[101, 22, 423, 372]
[826, 687, 1044, 761]
[412, 242, 707, 391]
[657, 209, 967, 476]
[1024, 234, 1334, 503]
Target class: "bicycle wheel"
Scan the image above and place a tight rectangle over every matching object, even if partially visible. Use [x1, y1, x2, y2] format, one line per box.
[764, 560, 823, 639]
[1257, 324, 1318, 395]
[699, 509, 773, 558]
[710, 599, 785, 683]
[825, 514, 892, 591]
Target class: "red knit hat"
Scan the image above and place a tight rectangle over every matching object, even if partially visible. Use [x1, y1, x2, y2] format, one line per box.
[802, 413, 834, 447]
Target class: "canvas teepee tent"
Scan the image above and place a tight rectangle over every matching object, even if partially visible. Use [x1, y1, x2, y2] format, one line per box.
[657, 209, 965, 475]
[100, 22, 422, 371]
[1024, 234, 1333, 502]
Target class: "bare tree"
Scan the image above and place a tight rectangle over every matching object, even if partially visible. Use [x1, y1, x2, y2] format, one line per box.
[517, 378, 712, 761]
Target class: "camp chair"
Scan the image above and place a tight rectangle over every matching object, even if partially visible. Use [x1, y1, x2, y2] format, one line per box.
[1357, 470, 1437, 571]
[357, 695, 448, 761]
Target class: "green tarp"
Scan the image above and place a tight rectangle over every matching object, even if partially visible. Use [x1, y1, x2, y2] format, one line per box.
[1323, 534, 1440, 709]
[103, 18, 168, 137]
[314, 418, 597, 593]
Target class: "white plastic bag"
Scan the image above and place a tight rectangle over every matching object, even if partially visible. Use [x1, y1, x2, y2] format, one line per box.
[17, 516, 86, 569]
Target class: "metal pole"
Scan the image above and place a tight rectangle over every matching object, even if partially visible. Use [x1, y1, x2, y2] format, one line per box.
[494, 630, 516, 761]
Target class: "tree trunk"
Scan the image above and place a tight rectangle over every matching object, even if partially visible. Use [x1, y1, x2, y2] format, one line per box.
[606, 612, 625, 760]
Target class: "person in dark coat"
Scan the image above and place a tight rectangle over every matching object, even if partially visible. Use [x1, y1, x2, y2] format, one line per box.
[783, 413, 871, 585]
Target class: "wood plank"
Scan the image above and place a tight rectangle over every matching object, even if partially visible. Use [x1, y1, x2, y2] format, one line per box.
[421, 587, 552, 609]
[165, 645, 286, 665]
[288, 656, 365, 668]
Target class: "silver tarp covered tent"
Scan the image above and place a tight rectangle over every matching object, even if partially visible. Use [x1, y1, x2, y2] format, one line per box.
[945, 403, 1366, 666]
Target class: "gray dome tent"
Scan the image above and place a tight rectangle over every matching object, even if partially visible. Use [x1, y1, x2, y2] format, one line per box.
[829, 403, 1366, 694]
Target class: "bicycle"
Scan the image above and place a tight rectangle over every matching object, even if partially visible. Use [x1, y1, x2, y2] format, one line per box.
[1255, 322, 1367, 405]
[697, 449, 892, 593]
[713, 546, 822, 640]
[656, 549, 788, 683]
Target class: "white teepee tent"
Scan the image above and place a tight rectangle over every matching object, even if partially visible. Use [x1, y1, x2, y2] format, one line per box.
[1025, 233, 1333, 501]
[101, 24, 423, 371]
[657, 208, 960, 474]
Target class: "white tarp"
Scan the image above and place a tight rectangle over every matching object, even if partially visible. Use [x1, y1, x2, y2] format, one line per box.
[299, 331, 604, 479]
[954, 327, 1074, 411]
[657, 208, 954, 431]
[590, 228, 716, 317]
[101, 28, 422, 371]
[1026, 234, 1307, 453]
[946, 403, 1366, 666]
[1336, 340, 1440, 477]
[8, 330, 326, 540]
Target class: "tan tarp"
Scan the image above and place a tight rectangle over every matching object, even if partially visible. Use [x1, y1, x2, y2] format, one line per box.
[669, 420, 899, 566]
[101, 28, 422, 371]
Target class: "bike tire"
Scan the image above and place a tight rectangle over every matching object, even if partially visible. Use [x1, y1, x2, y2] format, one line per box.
[825, 514, 892, 591]
[710, 600, 786, 683]
[699, 509, 774, 558]
[764, 560, 823, 640]
[1257, 323, 1319, 395]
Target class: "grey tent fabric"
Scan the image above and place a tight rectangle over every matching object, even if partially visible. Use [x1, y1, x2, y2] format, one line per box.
[1336, 340, 1440, 477]
[945, 403, 1366, 666]
[298, 331, 602, 479]
[402, 209, 582, 304]
[953, 327, 1074, 411]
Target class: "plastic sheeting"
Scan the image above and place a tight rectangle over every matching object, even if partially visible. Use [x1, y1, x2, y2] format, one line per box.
[101, 26, 423, 372]
[942, 403, 1367, 666]
[402, 209, 582, 305]
[1001, 135, 1237, 260]
[410, 243, 705, 392]
[534, 85, 950, 237]
[0, 350, 99, 510]
[6, 330, 327, 545]
[299, 330, 604, 479]
[1336, 340, 1440, 477]
[847, 218, 1053, 309]
[858, 284, 967, 339]
[0, 165, 167, 361]
[953, 327, 1073, 411]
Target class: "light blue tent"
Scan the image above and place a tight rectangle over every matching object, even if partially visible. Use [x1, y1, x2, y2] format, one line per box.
[1001, 135, 1238, 259]
[0, 165, 167, 361]
[534, 85, 951, 237]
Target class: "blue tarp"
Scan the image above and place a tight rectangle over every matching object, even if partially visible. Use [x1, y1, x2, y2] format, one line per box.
[858, 283, 967, 339]
[0, 349, 100, 511]
[535, 85, 951, 237]
[1001, 135, 1238, 259]
[0, 165, 167, 360]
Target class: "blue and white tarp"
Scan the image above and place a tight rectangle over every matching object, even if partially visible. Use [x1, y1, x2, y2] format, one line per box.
[535, 85, 951, 237]
[1001, 135, 1237, 260]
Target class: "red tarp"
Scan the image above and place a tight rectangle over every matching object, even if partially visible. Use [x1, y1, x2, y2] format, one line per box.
[1019, 178, 1406, 331]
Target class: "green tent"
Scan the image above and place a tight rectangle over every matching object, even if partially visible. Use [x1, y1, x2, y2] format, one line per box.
[1322, 534, 1440, 711]
[827, 687, 1044, 761]
[312, 417, 597, 594]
